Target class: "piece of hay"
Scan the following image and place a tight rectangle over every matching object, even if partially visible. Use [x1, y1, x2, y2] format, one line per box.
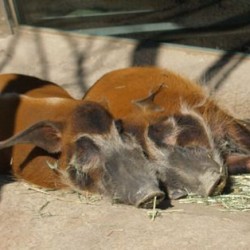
[147, 196, 160, 220]
[179, 174, 250, 212]
[25, 184, 102, 205]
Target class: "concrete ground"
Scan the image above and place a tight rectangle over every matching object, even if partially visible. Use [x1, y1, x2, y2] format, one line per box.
[0, 179, 249, 250]
[0, 27, 249, 249]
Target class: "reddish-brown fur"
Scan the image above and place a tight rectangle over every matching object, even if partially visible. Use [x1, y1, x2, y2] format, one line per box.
[85, 67, 250, 174]
[0, 75, 116, 189]
[0, 74, 78, 188]
[1, 69, 248, 203]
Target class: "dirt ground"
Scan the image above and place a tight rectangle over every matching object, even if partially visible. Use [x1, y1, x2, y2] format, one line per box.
[0, 177, 249, 250]
[0, 29, 250, 250]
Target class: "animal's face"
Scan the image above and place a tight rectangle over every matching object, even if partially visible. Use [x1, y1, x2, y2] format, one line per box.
[123, 109, 227, 199]
[63, 121, 165, 207]
[0, 102, 164, 207]
[149, 144, 226, 199]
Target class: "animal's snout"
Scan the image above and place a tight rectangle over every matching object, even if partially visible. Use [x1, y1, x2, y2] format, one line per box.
[136, 190, 165, 208]
[200, 169, 228, 196]
[207, 170, 228, 196]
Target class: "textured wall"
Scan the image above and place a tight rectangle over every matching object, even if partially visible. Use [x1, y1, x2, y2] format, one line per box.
[0, 27, 249, 118]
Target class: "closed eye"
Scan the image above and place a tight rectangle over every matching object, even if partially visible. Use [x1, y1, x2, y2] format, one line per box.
[114, 119, 124, 134]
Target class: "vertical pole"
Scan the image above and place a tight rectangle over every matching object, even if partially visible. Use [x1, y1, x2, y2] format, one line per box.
[0, 0, 13, 36]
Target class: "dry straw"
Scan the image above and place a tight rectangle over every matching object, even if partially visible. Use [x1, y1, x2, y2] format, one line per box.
[179, 174, 250, 212]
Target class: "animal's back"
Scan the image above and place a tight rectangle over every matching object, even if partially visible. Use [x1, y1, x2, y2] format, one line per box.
[0, 74, 72, 98]
[85, 67, 206, 118]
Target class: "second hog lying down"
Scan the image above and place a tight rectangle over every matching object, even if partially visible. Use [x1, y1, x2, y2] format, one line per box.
[0, 74, 165, 208]
[84, 67, 250, 199]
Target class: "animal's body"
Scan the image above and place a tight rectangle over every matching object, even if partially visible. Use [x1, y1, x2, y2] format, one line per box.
[0, 74, 164, 207]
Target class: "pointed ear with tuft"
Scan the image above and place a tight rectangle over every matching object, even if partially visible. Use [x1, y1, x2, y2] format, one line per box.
[132, 84, 164, 113]
[0, 120, 64, 153]
[148, 117, 179, 147]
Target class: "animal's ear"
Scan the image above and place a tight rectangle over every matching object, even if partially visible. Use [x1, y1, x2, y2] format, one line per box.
[148, 117, 179, 147]
[132, 84, 164, 113]
[0, 121, 63, 153]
